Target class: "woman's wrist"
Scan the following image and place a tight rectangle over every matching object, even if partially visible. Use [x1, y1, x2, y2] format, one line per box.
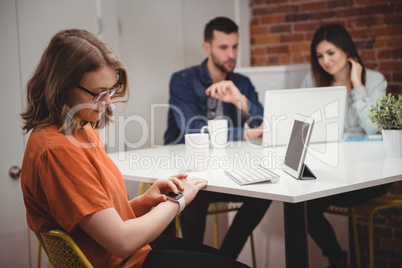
[133, 193, 155, 211]
[352, 80, 363, 89]
[160, 198, 181, 215]
[166, 192, 185, 214]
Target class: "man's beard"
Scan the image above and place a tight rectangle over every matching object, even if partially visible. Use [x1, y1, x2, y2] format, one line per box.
[211, 53, 236, 74]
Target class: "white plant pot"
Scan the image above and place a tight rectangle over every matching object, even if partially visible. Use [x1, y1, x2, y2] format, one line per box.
[382, 129, 402, 158]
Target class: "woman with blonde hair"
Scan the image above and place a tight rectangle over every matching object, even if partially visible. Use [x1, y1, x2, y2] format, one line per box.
[20, 29, 249, 268]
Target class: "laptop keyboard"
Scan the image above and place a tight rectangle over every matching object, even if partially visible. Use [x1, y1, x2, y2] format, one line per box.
[224, 165, 280, 185]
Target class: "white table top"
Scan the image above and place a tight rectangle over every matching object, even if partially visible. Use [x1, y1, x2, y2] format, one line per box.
[109, 141, 402, 203]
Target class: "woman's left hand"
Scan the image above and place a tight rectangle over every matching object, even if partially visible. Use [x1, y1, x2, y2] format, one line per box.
[142, 174, 187, 207]
[348, 58, 363, 89]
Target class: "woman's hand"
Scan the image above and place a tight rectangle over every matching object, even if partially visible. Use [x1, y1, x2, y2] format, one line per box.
[131, 174, 187, 216]
[348, 58, 363, 89]
[180, 176, 208, 206]
[83, 175, 208, 258]
[142, 174, 187, 207]
[132, 174, 207, 216]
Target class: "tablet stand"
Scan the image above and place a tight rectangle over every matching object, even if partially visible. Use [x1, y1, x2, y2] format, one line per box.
[299, 164, 316, 180]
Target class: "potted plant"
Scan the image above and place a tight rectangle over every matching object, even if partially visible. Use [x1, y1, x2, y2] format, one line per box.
[369, 93, 402, 157]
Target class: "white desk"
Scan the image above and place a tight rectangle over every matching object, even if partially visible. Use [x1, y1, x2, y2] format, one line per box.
[109, 141, 402, 268]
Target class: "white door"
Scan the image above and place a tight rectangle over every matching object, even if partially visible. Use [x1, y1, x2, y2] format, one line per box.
[0, 1, 102, 266]
[0, 1, 30, 267]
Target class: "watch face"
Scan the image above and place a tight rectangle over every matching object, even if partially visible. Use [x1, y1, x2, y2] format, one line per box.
[166, 191, 183, 200]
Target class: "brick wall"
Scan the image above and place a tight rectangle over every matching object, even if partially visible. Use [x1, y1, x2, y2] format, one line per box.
[249, 1, 402, 267]
[249, 0, 402, 96]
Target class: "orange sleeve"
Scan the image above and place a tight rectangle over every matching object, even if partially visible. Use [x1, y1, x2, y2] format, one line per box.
[37, 144, 112, 232]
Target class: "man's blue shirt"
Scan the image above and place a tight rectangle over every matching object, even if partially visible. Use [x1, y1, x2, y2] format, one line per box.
[164, 59, 263, 145]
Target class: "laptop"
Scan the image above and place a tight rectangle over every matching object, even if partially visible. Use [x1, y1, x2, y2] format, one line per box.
[260, 86, 347, 147]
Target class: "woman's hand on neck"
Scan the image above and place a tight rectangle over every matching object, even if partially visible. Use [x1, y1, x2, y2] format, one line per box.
[348, 58, 363, 89]
[333, 64, 352, 92]
[333, 60, 363, 92]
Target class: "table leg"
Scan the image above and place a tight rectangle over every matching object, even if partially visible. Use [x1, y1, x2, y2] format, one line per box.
[284, 202, 309, 268]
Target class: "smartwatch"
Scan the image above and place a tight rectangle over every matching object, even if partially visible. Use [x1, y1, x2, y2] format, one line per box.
[166, 191, 185, 214]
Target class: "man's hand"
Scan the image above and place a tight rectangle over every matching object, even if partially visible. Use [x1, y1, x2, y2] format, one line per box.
[205, 80, 249, 116]
[205, 80, 242, 103]
[243, 123, 264, 140]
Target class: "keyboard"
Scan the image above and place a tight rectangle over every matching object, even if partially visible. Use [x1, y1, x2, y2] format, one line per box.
[224, 165, 280, 185]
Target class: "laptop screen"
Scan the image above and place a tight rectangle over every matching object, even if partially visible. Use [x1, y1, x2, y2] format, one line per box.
[262, 86, 347, 147]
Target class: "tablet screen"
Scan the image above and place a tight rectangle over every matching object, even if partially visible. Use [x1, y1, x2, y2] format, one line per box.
[285, 120, 310, 170]
[283, 114, 314, 179]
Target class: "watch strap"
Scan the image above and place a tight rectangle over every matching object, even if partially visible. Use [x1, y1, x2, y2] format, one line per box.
[177, 196, 185, 214]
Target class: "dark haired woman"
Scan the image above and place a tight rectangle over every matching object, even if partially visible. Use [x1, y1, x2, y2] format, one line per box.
[302, 23, 386, 134]
[302, 24, 390, 268]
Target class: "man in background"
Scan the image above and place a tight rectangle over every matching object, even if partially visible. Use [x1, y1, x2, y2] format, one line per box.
[164, 17, 270, 259]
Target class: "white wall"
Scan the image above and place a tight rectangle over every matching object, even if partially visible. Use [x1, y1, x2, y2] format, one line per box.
[1, 1, 103, 267]
[181, 0, 250, 68]
[0, 1, 30, 267]
[113, 0, 251, 152]
[236, 63, 310, 104]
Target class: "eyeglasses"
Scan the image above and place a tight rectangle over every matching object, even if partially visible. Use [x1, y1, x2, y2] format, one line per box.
[77, 81, 123, 102]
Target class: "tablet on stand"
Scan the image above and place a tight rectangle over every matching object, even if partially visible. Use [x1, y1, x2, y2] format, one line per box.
[283, 114, 316, 180]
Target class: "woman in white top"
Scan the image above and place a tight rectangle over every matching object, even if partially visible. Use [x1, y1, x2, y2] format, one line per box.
[301, 23, 386, 134]
[303, 24, 390, 268]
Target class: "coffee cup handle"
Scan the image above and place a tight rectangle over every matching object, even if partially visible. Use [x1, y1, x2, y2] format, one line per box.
[200, 126, 208, 134]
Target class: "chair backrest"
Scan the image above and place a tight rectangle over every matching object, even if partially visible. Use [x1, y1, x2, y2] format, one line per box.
[138, 182, 152, 195]
[207, 202, 243, 214]
[37, 230, 94, 268]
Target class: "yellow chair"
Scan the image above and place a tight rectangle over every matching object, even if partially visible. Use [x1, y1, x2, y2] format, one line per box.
[326, 196, 402, 268]
[208, 202, 257, 268]
[138, 181, 151, 197]
[351, 196, 402, 268]
[36, 230, 93, 268]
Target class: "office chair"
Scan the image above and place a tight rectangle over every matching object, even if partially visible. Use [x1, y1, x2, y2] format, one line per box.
[36, 230, 93, 268]
[326, 196, 402, 268]
[351, 196, 402, 268]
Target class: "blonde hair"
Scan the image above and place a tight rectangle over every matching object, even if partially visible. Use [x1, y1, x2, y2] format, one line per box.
[21, 29, 129, 134]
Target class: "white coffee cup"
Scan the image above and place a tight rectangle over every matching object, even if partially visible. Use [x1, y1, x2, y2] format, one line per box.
[185, 133, 209, 171]
[201, 119, 228, 149]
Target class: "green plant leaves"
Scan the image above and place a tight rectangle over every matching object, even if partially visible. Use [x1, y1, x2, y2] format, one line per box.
[369, 93, 402, 131]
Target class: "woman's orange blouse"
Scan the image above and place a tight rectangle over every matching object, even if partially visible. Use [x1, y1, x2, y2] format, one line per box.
[21, 125, 151, 267]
